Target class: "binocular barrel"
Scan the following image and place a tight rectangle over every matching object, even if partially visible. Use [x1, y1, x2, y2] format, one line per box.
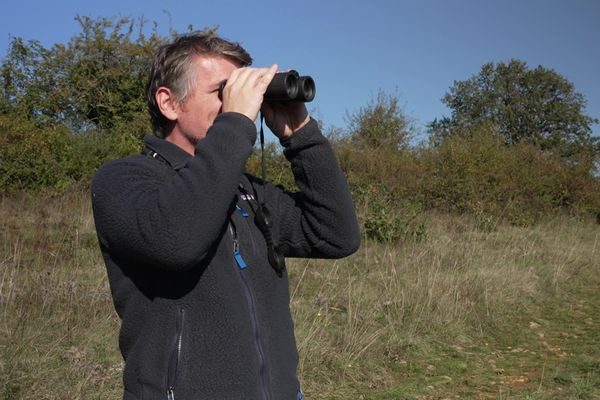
[219, 70, 316, 103]
[295, 76, 316, 102]
[264, 70, 316, 103]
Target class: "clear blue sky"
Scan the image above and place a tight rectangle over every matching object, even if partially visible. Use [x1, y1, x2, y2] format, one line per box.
[2, 0, 599, 139]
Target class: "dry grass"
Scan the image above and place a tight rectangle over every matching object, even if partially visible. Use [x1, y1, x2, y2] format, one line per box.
[0, 191, 122, 399]
[289, 212, 600, 398]
[1, 191, 599, 399]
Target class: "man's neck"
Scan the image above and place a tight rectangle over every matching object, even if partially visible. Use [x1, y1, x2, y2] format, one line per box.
[165, 132, 196, 156]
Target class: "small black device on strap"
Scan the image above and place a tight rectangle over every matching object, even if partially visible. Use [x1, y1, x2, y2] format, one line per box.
[239, 180, 286, 277]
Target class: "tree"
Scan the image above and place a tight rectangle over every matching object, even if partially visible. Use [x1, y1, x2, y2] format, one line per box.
[1, 15, 163, 137]
[0, 16, 168, 191]
[346, 90, 413, 149]
[429, 59, 599, 159]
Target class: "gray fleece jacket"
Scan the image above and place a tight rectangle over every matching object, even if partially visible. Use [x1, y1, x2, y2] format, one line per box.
[91, 112, 360, 400]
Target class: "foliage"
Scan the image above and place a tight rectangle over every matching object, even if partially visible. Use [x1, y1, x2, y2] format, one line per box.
[1, 15, 161, 136]
[429, 59, 599, 160]
[0, 16, 163, 192]
[2, 17, 600, 235]
[335, 119, 600, 231]
[363, 199, 426, 243]
[0, 114, 71, 191]
[420, 127, 600, 225]
[245, 142, 297, 192]
[0, 112, 133, 192]
[346, 90, 413, 149]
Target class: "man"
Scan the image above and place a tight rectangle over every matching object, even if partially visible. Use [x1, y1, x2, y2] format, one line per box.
[91, 30, 360, 400]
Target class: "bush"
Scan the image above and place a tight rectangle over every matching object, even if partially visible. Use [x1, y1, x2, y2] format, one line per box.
[363, 200, 426, 243]
[420, 127, 600, 224]
[245, 142, 297, 192]
[333, 120, 600, 238]
[0, 115, 70, 191]
[0, 114, 142, 192]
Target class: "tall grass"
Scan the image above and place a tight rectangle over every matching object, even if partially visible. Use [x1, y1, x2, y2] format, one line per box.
[290, 211, 599, 397]
[1, 191, 598, 399]
[0, 191, 122, 399]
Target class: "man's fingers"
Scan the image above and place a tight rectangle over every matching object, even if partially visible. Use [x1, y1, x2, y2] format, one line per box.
[257, 64, 278, 90]
[242, 65, 277, 91]
[220, 64, 279, 122]
[227, 67, 252, 88]
[226, 65, 277, 92]
[265, 64, 278, 81]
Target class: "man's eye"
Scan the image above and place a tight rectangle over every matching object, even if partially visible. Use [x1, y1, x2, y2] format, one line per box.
[217, 80, 227, 101]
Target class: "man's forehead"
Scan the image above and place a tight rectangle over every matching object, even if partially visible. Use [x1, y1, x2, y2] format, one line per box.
[193, 54, 241, 81]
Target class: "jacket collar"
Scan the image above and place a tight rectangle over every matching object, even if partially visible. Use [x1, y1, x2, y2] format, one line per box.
[143, 135, 191, 170]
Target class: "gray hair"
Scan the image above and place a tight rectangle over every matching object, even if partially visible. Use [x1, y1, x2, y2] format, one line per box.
[147, 29, 252, 136]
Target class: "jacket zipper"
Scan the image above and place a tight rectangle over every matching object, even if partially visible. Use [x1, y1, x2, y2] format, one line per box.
[167, 307, 185, 400]
[229, 223, 272, 400]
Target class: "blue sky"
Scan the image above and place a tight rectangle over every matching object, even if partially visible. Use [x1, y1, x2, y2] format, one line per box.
[2, 0, 599, 139]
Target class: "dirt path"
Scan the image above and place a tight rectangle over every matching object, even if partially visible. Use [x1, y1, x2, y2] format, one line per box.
[484, 281, 600, 398]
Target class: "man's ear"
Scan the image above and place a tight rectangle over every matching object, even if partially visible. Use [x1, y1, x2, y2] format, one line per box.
[155, 87, 178, 121]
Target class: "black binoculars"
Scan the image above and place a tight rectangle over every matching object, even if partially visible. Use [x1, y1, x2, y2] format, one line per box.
[219, 70, 316, 103]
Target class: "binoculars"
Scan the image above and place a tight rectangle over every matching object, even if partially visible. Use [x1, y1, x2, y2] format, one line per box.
[219, 70, 316, 103]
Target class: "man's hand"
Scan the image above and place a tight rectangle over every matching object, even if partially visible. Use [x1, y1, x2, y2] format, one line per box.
[221, 64, 278, 123]
[261, 101, 310, 139]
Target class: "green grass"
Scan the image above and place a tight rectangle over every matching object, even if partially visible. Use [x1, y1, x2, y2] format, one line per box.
[1, 191, 599, 399]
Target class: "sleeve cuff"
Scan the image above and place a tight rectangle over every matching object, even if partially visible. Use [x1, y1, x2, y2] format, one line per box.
[279, 118, 321, 149]
[205, 112, 258, 146]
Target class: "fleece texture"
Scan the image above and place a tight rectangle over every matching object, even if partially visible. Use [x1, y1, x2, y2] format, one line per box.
[91, 112, 360, 400]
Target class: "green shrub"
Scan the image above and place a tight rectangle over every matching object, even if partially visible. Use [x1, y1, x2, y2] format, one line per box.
[245, 142, 297, 192]
[364, 200, 426, 243]
[0, 115, 69, 191]
[0, 114, 142, 192]
[420, 127, 600, 225]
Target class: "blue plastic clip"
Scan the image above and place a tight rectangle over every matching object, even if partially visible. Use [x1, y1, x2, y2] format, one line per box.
[236, 204, 249, 218]
[234, 249, 247, 269]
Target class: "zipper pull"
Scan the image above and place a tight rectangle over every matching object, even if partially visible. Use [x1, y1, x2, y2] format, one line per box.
[233, 240, 248, 269]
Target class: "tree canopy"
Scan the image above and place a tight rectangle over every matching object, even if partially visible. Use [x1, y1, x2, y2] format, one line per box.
[0, 16, 166, 190]
[346, 90, 413, 149]
[429, 59, 599, 159]
[1, 16, 163, 136]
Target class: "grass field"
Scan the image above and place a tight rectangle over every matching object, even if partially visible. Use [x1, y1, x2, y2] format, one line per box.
[1, 190, 599, 399]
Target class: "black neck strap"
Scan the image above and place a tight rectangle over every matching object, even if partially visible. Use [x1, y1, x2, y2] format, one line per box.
[259, 114, 267, 205]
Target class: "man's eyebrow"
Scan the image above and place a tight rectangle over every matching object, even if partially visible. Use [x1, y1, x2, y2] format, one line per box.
[211, 80, 227, 92]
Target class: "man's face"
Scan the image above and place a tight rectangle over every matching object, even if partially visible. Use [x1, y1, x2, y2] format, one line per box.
[172, 54, 240, 143]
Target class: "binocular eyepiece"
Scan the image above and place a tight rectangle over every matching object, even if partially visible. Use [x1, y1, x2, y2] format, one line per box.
[219, 70, 316, 103]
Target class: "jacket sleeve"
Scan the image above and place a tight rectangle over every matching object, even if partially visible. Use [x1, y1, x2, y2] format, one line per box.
[91, 113, 256, 271]
[258, 118, 361, 259]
